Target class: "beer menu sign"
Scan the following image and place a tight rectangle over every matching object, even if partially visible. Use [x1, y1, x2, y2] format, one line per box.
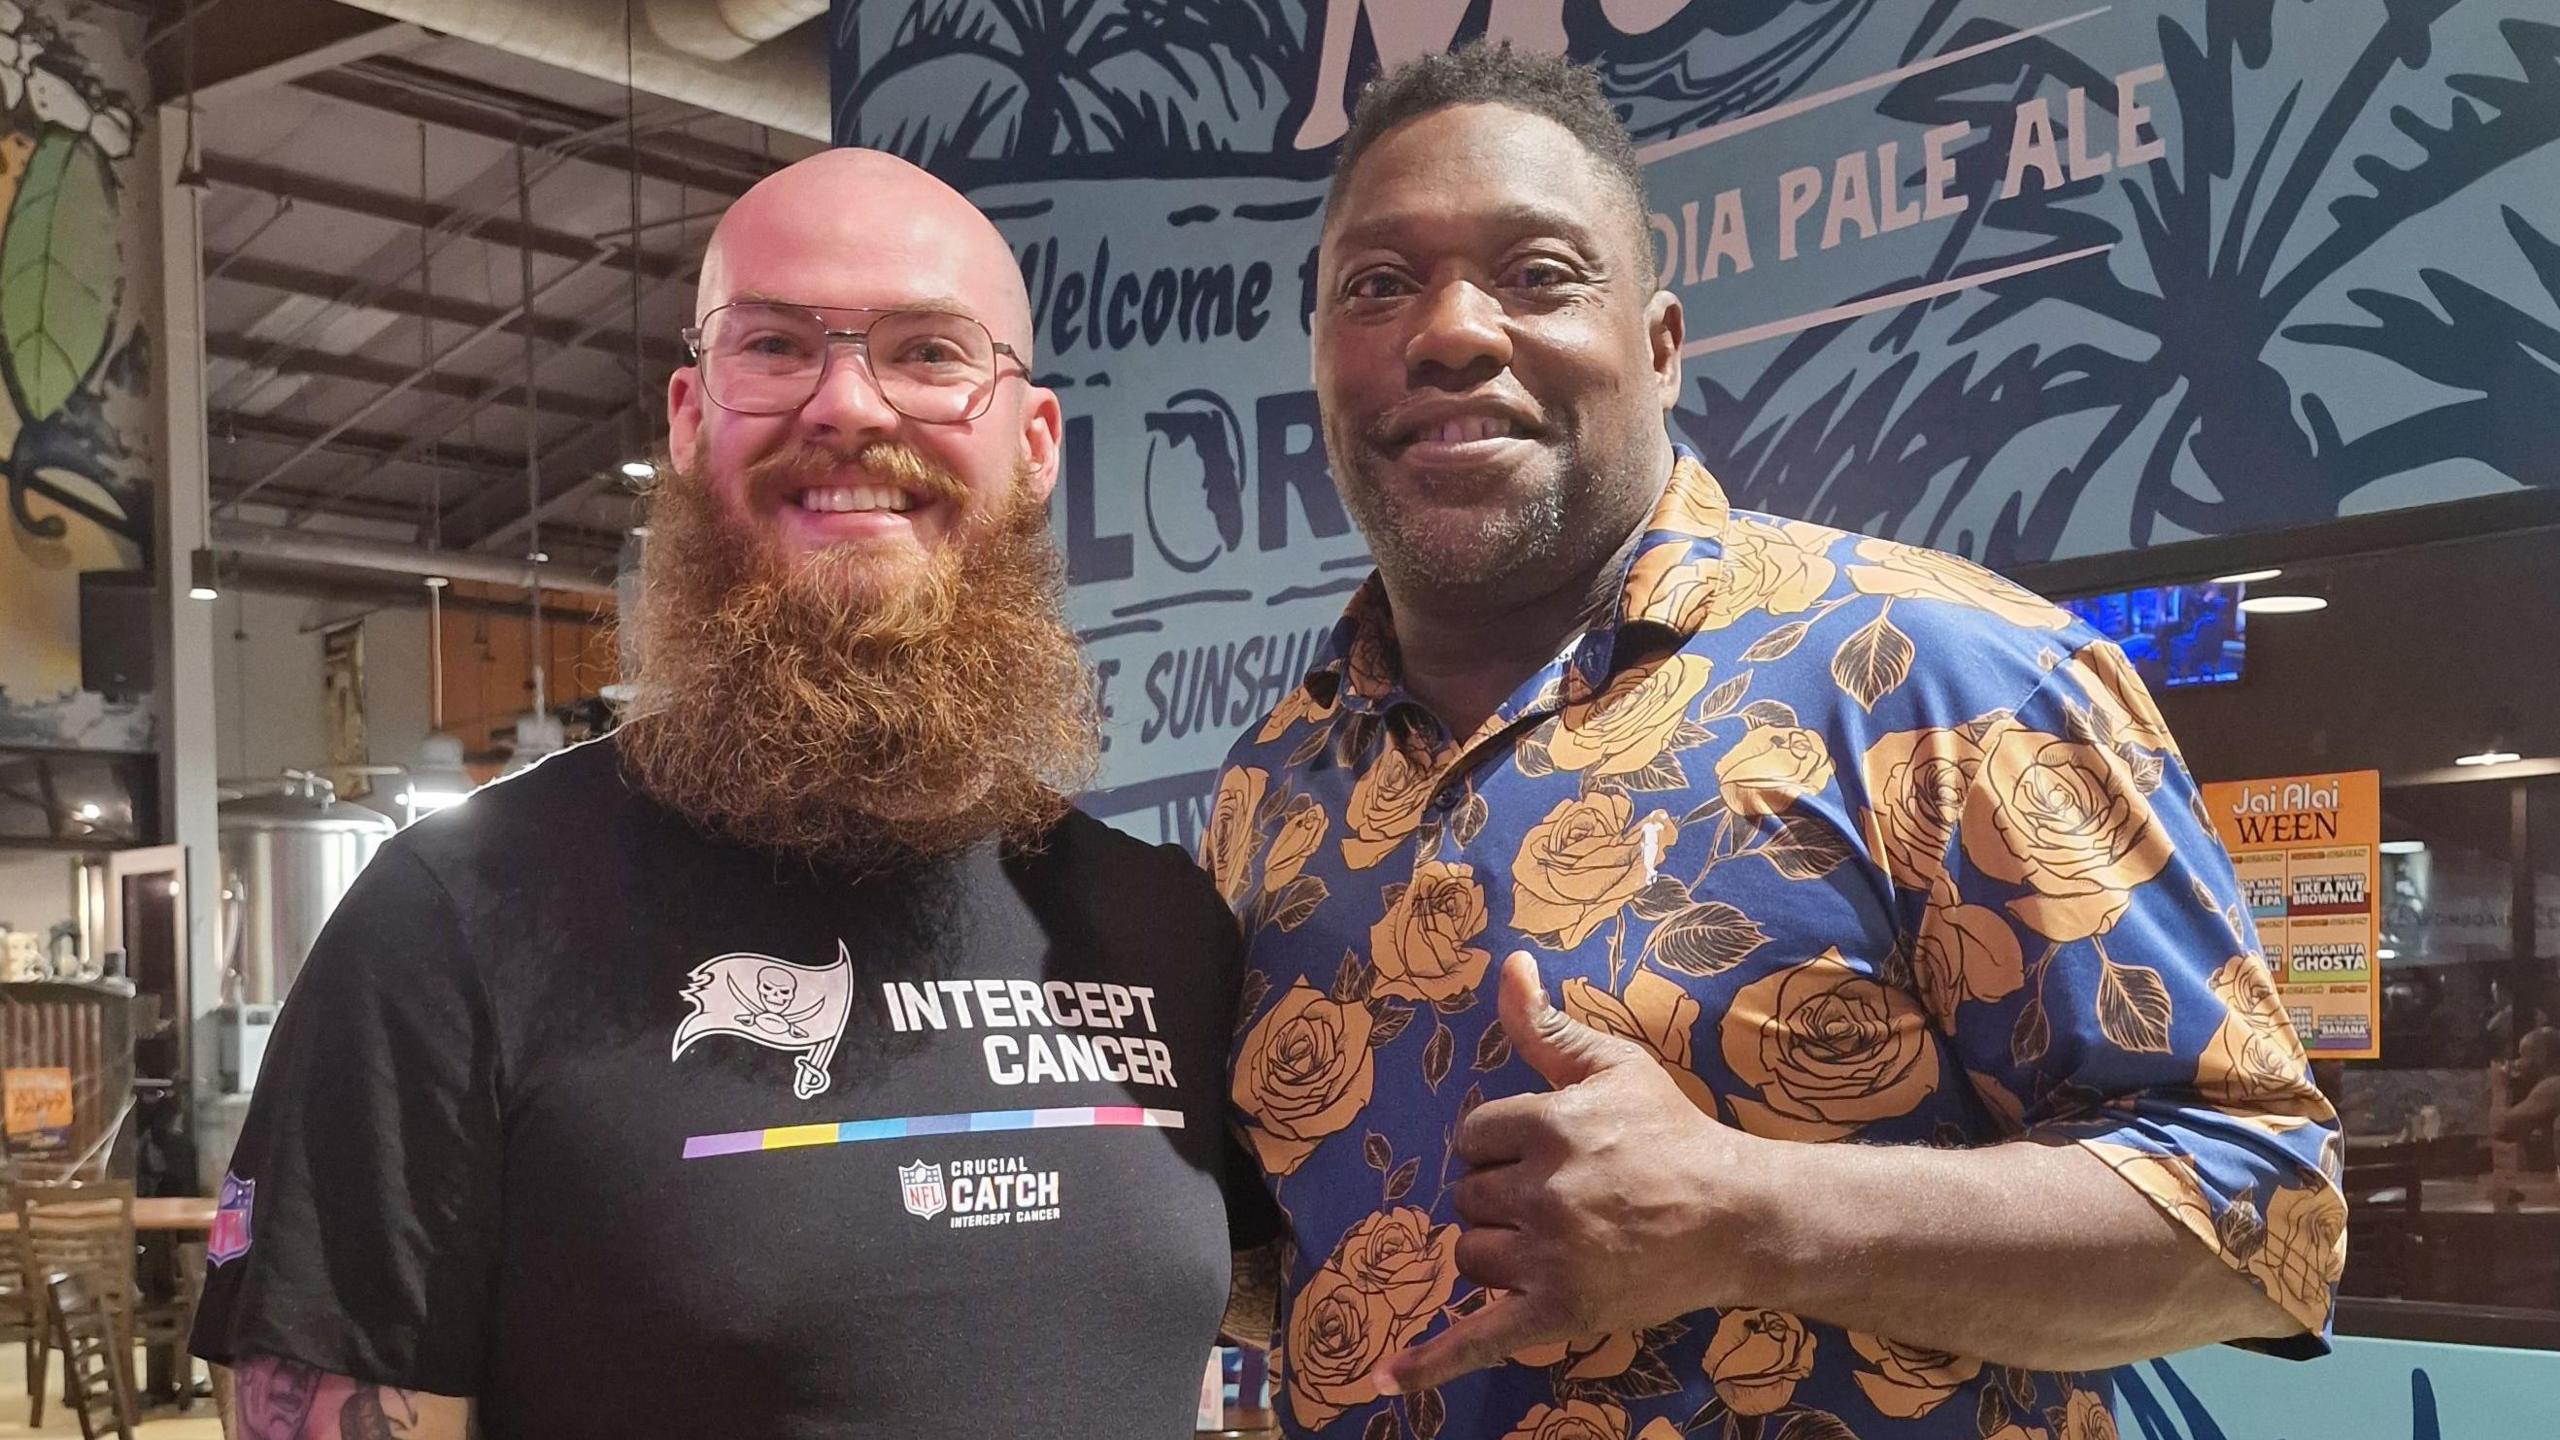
[2202, 771, 2381, 1060]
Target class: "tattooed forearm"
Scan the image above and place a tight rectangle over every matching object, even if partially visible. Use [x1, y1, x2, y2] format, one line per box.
[1222, 1239, 1283, 1348]
[228, 1355, 471, 1440]
[235, 1356, 320, 1438]
[340, 1385, 426, 1440]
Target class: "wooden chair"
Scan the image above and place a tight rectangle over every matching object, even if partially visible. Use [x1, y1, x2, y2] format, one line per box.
[41, 1268, 136, 1439]
[0, 1231, 40, 1417]
[14, 1180, 138, 1429]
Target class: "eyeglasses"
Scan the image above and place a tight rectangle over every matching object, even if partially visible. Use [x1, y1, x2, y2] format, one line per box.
[682, 301, 1028, 423]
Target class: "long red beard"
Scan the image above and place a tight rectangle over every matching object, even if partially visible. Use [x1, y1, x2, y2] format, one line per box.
[618, 442, 1098, 866]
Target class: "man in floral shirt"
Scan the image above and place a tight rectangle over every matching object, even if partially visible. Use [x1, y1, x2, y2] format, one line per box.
[1206, 43, 2344, 1440]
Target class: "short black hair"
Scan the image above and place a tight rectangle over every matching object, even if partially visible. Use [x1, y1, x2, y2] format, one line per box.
[1327, 40, 1655, 285]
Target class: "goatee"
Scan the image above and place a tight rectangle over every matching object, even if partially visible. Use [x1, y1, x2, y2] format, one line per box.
[618, 441, 1099, 868]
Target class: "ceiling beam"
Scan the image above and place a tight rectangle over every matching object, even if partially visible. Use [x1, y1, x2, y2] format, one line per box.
[147, 1, 412, 106]
[197, 154, 692, 281]
[296, 257, 702, 533]
[208, 253, 688, 370]
[205, 333, 624, 421]
[461, 463, 636, 554]
[295, 59, 769, 200]
[217, 412, 529, 479]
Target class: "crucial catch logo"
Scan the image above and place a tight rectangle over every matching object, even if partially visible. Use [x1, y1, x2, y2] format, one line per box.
[898, 1154, 1061, 1230]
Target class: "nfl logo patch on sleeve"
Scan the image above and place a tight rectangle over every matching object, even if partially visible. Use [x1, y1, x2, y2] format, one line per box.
[208, 1172, 255, 1266]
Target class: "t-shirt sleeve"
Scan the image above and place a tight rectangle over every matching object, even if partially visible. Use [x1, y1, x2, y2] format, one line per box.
[189, 842, 502, 1395]
[1917, 640, 2345, 1357]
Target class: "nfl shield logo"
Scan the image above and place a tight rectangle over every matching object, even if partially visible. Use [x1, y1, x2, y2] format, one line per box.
[209, 1173, 255, 1266]
[898, 1160, 947, 1220]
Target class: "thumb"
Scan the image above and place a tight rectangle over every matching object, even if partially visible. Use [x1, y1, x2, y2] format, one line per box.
[1498, 950, 1643, 1088]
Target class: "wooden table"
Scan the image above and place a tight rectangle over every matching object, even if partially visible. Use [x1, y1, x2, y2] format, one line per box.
[0, 1195, 214, 1231]
[2, 1195, 216, 1406]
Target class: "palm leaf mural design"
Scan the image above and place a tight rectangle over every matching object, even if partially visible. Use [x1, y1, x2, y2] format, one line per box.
[846, 0, 1309, 184]
[1601, 0, 1884, 145]
[0, 14, 146, 556]
[1673, 0, 2560, 566]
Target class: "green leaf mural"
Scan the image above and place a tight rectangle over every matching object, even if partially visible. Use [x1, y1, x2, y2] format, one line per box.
[0, 130, 117, 424]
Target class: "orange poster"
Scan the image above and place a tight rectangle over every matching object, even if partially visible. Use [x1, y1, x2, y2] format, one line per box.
[2201, 771, 2380, 1059]
[2, 1067, 72, 1152]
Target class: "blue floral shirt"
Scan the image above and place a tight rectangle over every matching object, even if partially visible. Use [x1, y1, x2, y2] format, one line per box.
[1205, 453, 2343, 1440]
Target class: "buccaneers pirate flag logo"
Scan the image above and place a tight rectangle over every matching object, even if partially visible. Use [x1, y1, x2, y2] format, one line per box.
[672, 943, 856, 1099]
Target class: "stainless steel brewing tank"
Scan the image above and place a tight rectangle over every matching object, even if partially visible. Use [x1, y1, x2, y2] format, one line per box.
[217, 778, 396, 1005]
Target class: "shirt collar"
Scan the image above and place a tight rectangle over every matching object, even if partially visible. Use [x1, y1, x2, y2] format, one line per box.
[1305, 446, 1732, 716]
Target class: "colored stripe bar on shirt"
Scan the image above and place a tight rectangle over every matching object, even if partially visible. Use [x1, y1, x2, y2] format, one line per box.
[681, 1105, 1185, 1160]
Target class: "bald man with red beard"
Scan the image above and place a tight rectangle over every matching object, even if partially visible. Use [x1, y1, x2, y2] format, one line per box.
[193, 150, 1277, 1439]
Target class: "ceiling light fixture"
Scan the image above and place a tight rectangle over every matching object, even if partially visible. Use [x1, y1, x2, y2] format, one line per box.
[2238, 593, 2326, 615]
[397, 733, 476, 823]
[2378, 839, 2426, 855]
[2210, 568, 2282, 585]
[619, 459, 657, 481]
[187, 547, 220, 601]
[2453, 749, 2521, 767]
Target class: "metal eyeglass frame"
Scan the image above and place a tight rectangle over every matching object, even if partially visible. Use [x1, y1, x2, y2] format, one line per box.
[681, 301, 1030, 423]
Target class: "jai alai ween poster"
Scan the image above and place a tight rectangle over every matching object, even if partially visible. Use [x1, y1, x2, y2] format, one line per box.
[2203, 770, 2381, 1061]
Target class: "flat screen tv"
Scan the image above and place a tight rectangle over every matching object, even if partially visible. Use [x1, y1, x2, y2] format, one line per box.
[2062, 582, 2246, 689]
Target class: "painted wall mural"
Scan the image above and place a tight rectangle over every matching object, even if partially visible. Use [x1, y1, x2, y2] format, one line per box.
[832, 1, 2560, 846]
[0, 0, 151, 753]
[2110, 1337, 2559, 1439]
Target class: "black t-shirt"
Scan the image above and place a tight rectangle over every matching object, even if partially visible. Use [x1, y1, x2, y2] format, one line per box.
[192, 738, 1272, 1438]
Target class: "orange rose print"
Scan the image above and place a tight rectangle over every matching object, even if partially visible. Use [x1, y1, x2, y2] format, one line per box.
[1723, 949, 1940, 1140]
[1334, 1206, 1461, 1318]
[1653, 456, 1730, 538]
[1347, 606, 1400, 702]
[2056, 1387, 2120, 1440]
[1263, 800, 1329, 895]
[2197, 956, 2335, 1125]
[2084, 1140, 2221, 1255]
[1961, 719, 2175, 941]
[1206, 766, 1268, 905]
[1860, 724, 1987, 893]
[1498, 1398, 1632, 1440]
[1562, 970, 1717, 1115]
[1371, 861, 1492, 1005]
[1343, 735, 1439, 869]
[2247, 1181, 2347, 1330]
[1845, 537, 2070, 629]
[1910, 883, 2025, 1025]
[1287, 1207, 1459, 1430]
[1848, 1331, 1982, 1418]
[1552, 654, 1716, 777]
[1509, 792, 1680, 948]
[1232, 980, 1375, 1176]
[1986, 1428, 2053, 1440]
[1624, 545, 1722, 633]
[1510, 1328, 1643, 1381]
[1693, 516, 1839, 632]
[1702, 1308, 1816, 1414]
[1284, 1265, 1402, 1430]
[1714, 724, 1835, 817]
[1256, 681, 1340, 743]
[2062, 641, 2177, 755]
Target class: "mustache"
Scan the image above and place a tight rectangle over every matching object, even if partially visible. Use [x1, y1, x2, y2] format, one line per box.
[742, 440, 973, 508]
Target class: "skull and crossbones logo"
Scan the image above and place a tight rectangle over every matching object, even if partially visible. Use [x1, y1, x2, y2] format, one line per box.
[729, 964, 826, 1040]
